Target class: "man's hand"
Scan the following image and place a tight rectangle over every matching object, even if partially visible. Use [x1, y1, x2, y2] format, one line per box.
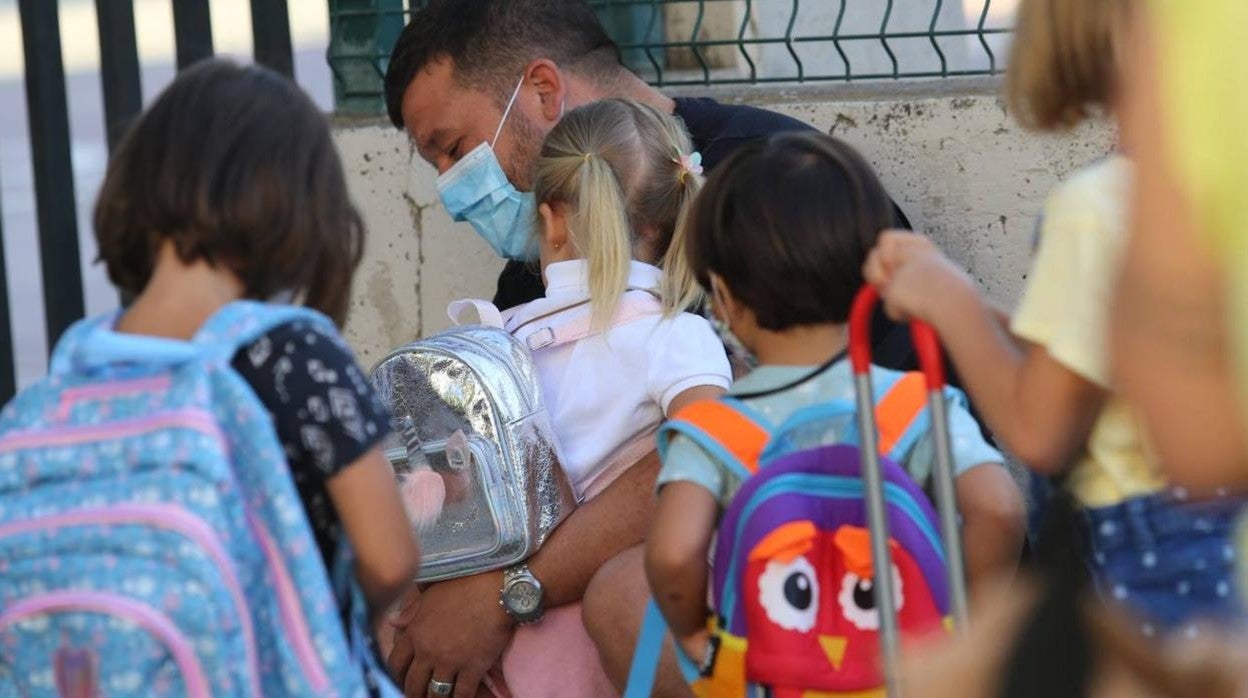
[385, 451, 661, 697]
[386, 571, 515, 698]
[863, 231, 974, 325]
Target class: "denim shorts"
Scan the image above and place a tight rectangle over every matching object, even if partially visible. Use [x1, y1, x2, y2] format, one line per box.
[1082, 489, 1245, 638]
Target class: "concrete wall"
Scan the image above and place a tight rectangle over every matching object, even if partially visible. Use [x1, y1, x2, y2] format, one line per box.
[334, 78, 1114, 366]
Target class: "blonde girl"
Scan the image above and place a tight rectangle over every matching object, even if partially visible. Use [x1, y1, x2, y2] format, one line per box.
[524, 98, 731, 500]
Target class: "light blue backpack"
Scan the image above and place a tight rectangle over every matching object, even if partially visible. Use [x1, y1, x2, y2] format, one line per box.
[0, 302, 372, 697]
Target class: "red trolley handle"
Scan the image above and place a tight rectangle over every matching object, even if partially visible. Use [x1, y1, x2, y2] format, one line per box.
[848, 283, 971, 638]
[849, 285, 945, 390]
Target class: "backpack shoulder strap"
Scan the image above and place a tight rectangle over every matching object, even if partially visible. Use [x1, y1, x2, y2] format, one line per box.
[447, 298, 506, 329]
[193, 301, 338, 365]
[874, 371, 931, 460]
[657, 398, 771, 480]
[758, 369, 930, 463]
[507, 288, 662, 353]
[50, 302, 338, 375]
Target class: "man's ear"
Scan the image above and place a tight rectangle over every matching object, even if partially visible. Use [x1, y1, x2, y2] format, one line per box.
[524, 59, 567, 123]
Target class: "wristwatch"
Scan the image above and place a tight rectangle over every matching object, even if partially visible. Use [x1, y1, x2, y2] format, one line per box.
[499, 564, 545, 625]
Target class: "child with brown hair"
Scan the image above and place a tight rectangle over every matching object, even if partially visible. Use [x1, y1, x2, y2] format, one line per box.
[640, 131, 1023, 696]
[95, 60, 419, 627]
[0, 59, 418, 696]
[864, 0, 1243, 637]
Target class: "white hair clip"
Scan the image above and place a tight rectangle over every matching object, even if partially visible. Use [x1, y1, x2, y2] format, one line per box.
[675, 151, 704, 182]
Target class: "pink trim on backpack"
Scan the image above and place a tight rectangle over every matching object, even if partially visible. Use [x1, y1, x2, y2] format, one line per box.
[576, 431, 657, 502]
[0, 591, 213, 698]
[248, 515, 331, 692]
[507, 290, 663, 353]
[0, 504, 262, 697]
[0, 409, 228, 455]
[54, 376, 173, 420]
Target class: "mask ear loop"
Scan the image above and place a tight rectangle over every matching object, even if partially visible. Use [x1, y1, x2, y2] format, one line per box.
[492, 75, 527, 148]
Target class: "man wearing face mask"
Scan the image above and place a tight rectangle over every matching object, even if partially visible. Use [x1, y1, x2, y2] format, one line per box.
[382, 1, 932, 696]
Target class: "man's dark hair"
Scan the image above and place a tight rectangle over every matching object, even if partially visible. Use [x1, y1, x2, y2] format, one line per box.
[384, 0, 623, 129]
[686, 132, 897, 330]
[94, 59, 365, 325]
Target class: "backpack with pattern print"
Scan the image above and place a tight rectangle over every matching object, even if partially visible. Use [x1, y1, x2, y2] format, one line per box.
[0, 301, 367, 697]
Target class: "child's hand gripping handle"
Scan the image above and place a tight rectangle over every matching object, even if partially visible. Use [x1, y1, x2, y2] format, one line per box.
[850, 286, 969, 694]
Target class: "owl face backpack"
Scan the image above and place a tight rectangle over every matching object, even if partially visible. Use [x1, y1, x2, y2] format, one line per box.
[627, 287, 970, 698]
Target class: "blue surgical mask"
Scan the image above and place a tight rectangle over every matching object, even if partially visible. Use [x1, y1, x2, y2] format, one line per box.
[436, 76, 539, 261]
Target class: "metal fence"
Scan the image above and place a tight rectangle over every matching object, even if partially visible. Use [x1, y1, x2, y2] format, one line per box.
[2, 0, 297, 404]
[328, 0, 1015, 115]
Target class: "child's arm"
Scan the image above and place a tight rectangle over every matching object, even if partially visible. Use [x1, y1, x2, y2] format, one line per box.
[328, 447, 422, 616]
[667, 385, 727, 418]
[646, 481, 719, 639]
[865, 232, 1106, 474]
[1113, 18, 1248, 489]
[955, 464, 1026, 589]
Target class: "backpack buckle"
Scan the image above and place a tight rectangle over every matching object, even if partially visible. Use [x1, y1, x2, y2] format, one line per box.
[526, 327, 556, 351]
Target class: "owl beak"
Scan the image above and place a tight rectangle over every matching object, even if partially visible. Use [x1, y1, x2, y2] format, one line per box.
[818, 635, 848, 670]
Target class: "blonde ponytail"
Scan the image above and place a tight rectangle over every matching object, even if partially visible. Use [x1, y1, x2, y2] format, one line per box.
[573, 155, 632, 329]
[533, 99, 706, 327]
[660, 172, 704, 315]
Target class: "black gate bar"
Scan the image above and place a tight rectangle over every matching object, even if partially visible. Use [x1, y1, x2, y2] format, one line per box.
[18, 0, 85, 349]
[95, 0, 143, 152]
[0, 166, 16, 403]
[252, 0, 294, 78]
[173, 0, 214, 70]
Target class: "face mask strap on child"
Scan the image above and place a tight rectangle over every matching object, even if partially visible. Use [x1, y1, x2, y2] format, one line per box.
[710, 279, 758, 369]
[435, 76, 539, 262]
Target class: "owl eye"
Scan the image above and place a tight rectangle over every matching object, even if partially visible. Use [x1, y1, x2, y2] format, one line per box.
[839, 566, 904, 631]
[758, 556, 820, 632]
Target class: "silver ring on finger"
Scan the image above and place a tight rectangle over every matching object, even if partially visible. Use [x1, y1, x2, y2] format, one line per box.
[428, 678, 454, 696]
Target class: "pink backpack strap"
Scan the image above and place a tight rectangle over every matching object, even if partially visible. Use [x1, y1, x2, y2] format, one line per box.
[507, 289, 662, 353]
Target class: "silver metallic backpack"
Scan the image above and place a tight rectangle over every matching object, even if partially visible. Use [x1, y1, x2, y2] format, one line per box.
[369, 325, 576, 582]
[371, 291, 663, 582]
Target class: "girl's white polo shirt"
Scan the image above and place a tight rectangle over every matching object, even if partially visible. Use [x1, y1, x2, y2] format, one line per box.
[532, 260, 731, 499]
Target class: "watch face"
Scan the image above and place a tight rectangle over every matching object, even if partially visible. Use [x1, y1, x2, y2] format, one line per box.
[507, 580, 541, 615]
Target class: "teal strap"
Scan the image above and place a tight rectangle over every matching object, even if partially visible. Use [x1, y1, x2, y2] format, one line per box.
[624, 599, 669, 698]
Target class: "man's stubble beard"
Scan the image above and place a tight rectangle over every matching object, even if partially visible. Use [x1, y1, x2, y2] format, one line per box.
[502, 110, 547, 193]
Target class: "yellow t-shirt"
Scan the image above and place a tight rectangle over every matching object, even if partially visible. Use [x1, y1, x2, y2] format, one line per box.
[1011, 156, 1166, 508]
